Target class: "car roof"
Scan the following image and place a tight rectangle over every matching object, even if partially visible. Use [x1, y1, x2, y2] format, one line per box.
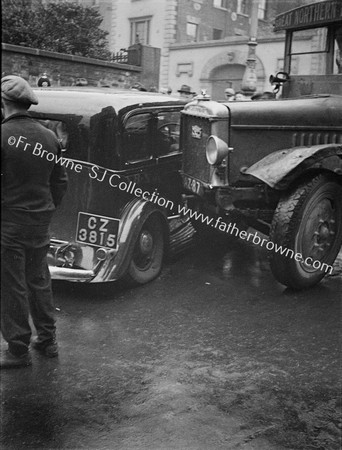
[30, 87, 186, 117]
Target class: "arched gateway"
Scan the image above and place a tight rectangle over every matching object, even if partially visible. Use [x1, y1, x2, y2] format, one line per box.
[200, 49, 265, 100]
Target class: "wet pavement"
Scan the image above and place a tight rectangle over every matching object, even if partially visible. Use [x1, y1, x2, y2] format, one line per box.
[1, 234, 341, 450]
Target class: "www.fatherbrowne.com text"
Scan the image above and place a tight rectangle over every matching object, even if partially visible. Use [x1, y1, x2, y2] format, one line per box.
[11, 135, 333, 276]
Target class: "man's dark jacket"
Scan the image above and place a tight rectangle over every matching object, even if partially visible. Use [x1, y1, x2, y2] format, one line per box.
[1, 112, 68, 226]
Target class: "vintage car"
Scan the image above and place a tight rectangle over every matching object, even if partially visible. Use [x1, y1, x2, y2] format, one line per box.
[180, 1, 342, 289]
[30, 88, 188, 284]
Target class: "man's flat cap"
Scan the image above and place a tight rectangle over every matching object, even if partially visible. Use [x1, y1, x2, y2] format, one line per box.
[1, 75, 38, 105]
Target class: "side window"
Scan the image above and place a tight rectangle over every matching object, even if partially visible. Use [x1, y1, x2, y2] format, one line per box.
[155, 111, 181, 156]
[291, 28, 330, 75]
[123, 113, 152, 163]
[237, 0, 248, 15]
[39, 119, 69, 152]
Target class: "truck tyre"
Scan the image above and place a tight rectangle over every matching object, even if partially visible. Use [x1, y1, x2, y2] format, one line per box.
[124, 213, 165, 285]
[270, 174, 342, 289]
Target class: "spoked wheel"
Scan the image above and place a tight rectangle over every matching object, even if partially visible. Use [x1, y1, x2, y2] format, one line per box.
[124, 214, 165, 285]
[270, 174, 342, 289]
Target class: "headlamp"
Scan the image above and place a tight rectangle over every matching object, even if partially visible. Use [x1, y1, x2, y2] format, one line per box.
[206, 135, 229, 165]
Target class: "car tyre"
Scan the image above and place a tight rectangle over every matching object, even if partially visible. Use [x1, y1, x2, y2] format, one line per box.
[124, 213, 165, 285]
[270, 174, 342, 289]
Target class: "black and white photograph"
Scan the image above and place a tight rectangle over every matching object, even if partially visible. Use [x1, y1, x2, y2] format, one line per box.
[1, 0, 341, 449]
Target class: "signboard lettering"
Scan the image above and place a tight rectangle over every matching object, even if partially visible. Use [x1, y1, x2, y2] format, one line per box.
[274, 0, 342, 31]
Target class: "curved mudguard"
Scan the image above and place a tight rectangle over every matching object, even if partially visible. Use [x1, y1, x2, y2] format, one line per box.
[245, 144, 342, 190]
[92, 198, 169, 282]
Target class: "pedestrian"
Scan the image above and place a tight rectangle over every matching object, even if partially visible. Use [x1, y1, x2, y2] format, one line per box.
[160, 87, 172, 95]
[224, 87, 235, 101]
[177, 84, 196, 99]
[251, 91, 275, 100]
[234, 91, 251, 101]
[1, 75, 68, 369]
[130, 82, 147, 91]
[37, 73, 51, 87]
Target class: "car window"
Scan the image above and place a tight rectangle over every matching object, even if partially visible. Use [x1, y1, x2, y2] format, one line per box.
[39, 119, 69, 152]
[155, 111, 181, 156]
[123, 113, 152, 163]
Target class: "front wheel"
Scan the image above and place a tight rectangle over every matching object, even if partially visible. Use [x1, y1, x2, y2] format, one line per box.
[270, 174, 342, 289]
[123, 214, 165, 286]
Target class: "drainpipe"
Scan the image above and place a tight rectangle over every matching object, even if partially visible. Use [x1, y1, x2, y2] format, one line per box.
[241, 0, 259, 97]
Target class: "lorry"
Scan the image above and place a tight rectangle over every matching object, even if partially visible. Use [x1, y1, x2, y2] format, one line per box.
[180, 0, 342, 289]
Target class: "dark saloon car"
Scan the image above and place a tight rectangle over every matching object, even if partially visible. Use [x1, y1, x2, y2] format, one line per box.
[30, 88, 187, 285]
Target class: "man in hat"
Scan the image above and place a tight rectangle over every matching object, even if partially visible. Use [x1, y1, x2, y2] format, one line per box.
[177, 84, 195, 99]
[1, 75, 68, 369]
[37, 73, 51, 88]
[224, 87, 235, 101]
[130, 82, 147, 91]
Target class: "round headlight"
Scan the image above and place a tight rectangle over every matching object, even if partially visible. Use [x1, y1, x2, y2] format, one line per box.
[206, 135, 229, 165]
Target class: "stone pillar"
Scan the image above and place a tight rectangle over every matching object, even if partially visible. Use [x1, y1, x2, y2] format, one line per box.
[140, 45, 161, 90]
[241, 0, 259, 97]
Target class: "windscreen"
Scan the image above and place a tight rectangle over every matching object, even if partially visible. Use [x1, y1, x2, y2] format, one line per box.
[289, 25, 342, 75]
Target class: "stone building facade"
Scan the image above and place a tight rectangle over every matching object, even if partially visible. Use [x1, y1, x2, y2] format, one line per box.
[109, 0, 320, 97]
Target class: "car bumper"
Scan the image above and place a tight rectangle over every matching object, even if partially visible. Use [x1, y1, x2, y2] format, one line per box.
[49, 266, 96, 282]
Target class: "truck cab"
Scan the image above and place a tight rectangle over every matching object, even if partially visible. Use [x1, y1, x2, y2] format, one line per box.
[180, 0, 342, 289]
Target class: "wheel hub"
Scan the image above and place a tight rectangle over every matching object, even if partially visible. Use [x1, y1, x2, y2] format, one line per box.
[139, 231, 153, 255]
[312, 218, 335, 254]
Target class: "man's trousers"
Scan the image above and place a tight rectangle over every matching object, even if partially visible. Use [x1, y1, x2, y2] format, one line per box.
[1, 222, 56, 356]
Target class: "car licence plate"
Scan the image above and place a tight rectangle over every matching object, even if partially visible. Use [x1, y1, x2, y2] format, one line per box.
[76, 212, 120, 249]
[183, 175, 202, 195]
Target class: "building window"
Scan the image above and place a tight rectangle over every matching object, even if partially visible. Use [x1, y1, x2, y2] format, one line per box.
[237, 0, 248, 15]
[213, 0, 228, 9]
[186, 22, 198, 42]
[130, 17, 151, 45]
[213, 28, 223, 40]
[258, 0, 267, 20]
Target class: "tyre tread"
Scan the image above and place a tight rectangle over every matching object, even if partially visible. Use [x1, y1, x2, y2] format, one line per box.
[270, 174, 334, 288]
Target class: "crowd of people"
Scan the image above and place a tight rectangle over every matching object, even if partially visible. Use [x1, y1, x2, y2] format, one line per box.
[224, 87, 275, 101]
[34, 74, 275, 102]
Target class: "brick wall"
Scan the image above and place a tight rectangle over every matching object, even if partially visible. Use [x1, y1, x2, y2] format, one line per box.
[1, 43, 159, 90]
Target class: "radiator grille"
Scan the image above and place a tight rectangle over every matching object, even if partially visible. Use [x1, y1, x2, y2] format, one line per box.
[181, 116, 211, 183]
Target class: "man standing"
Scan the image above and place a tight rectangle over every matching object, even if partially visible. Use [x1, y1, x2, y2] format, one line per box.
[1, 75, 68, 369]
[177, 84, 196, 99]
[224, 87, 235, 101]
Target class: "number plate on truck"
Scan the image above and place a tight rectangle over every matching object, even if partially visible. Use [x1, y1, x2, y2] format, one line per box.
[183, 175, 203, 195]
[76, 212, 120, 249]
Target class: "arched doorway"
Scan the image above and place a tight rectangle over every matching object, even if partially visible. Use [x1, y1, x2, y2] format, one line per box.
[200, 49, 266, 100]
[210, 64, 245, 100]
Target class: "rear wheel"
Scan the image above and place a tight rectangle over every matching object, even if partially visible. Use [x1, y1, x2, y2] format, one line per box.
[124, 214, 165, 285]
[270, 174, 342, 289]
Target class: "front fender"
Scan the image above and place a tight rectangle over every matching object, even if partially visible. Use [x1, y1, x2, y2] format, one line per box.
[245, 144, 342, 190]
[92, 198, 169, 282]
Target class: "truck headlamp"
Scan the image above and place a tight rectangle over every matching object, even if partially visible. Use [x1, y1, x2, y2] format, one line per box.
[206, 135, 229, 165]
